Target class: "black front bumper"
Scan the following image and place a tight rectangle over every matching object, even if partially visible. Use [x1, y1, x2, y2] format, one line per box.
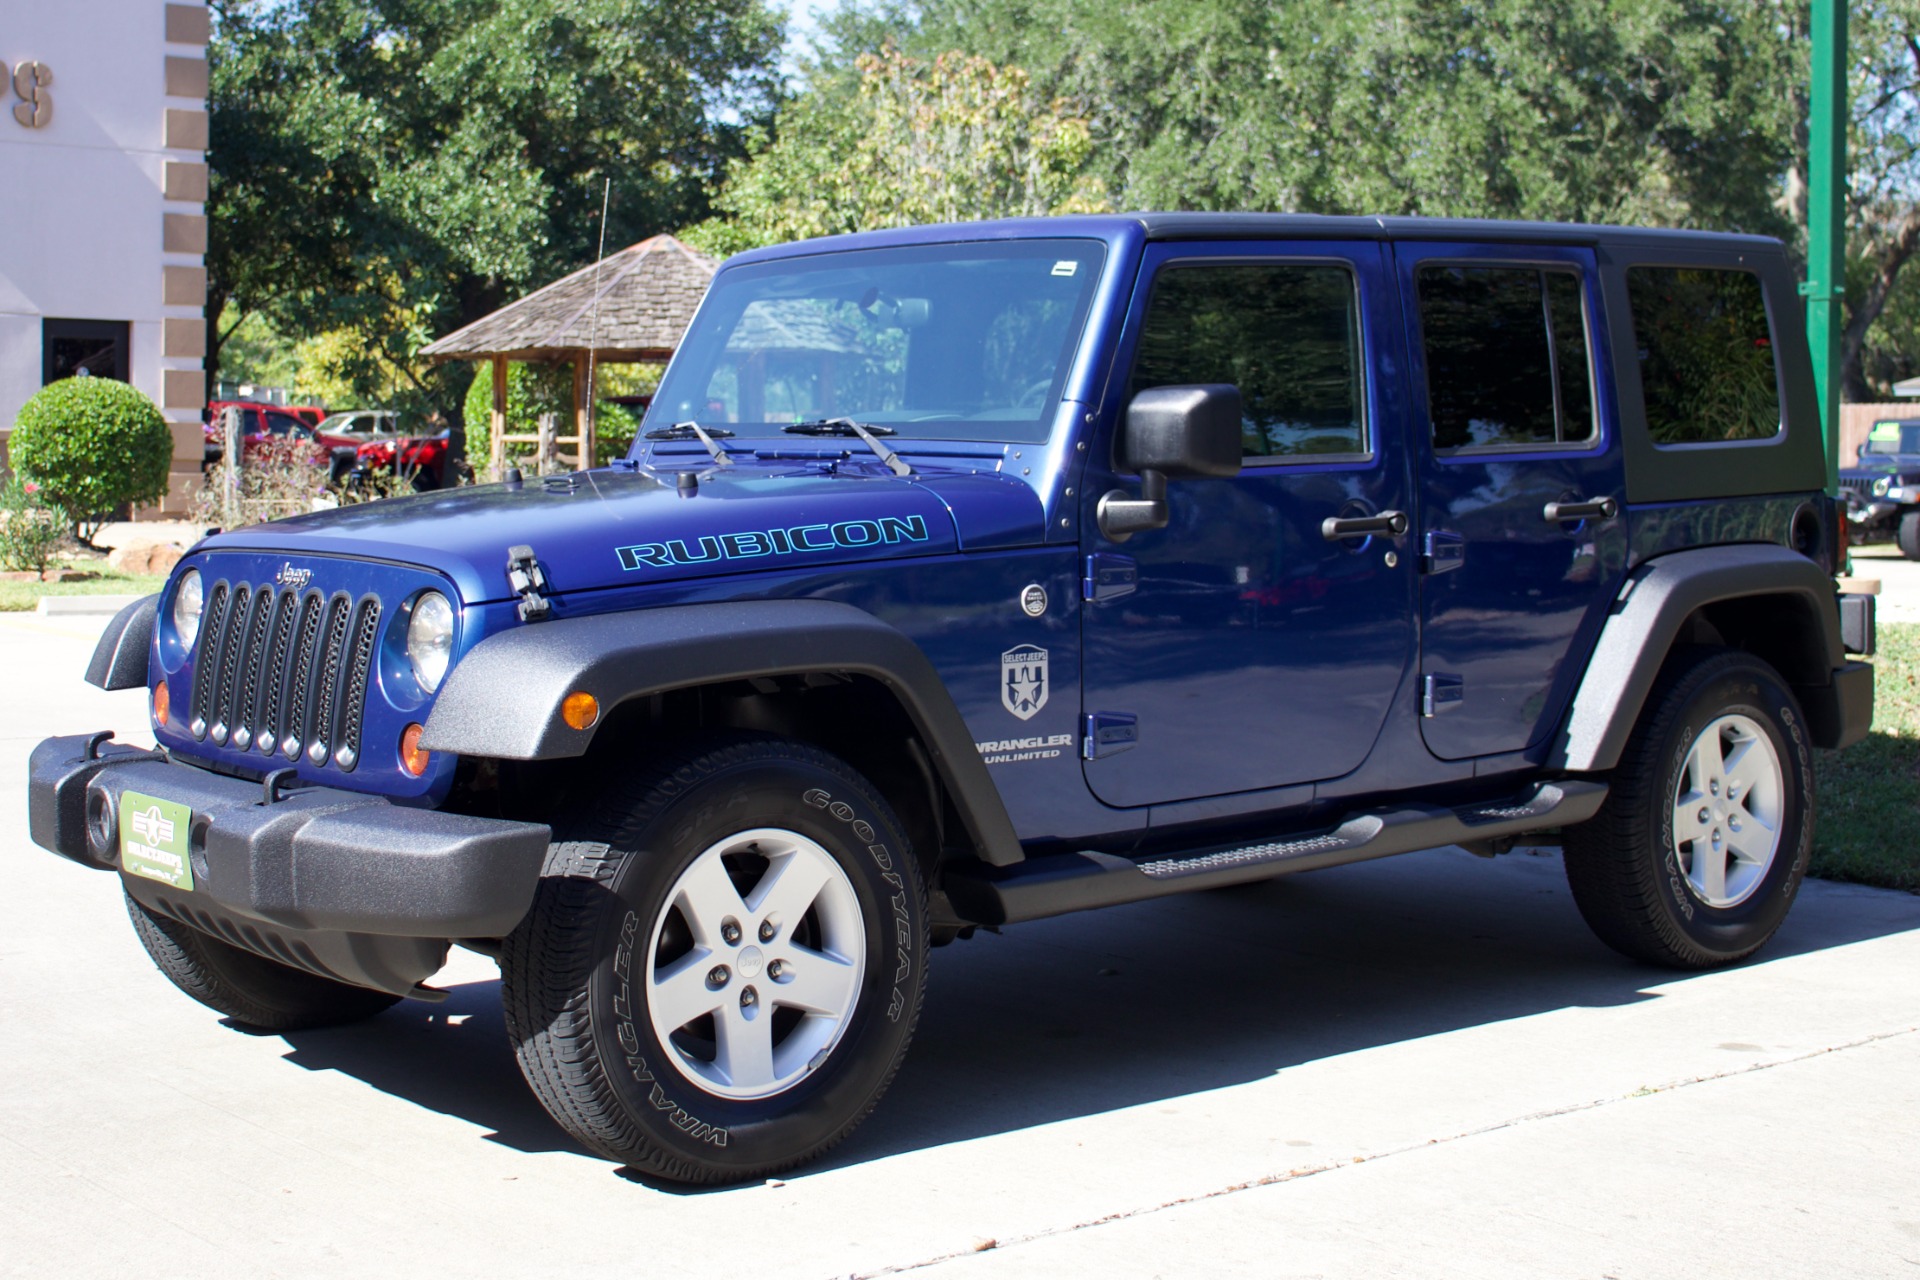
[29, 733, 551, 996]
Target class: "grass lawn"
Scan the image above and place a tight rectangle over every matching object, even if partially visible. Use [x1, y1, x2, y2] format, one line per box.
[1814, 621, 1920, 893]
[0, 557, 167, 611]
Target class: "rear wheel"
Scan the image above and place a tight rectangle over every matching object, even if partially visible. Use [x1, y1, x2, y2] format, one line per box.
[1898, 510, 1920, 560]
[1562, 649, 1814, 968]
[125, 892, 401, 1030]
[501, 736, 929, 1184]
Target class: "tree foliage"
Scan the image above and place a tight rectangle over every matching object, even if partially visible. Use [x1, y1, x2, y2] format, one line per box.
[208, 0, 784, 431]
[903, 0, 1794, 232]
[684, 45, 1109, 254]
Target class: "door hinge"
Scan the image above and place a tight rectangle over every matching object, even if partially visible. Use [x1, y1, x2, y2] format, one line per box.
[1422, 674, 1463, 717]
[1083, 711, 1139, 759]
[1083, 552, 1138, 602]
[1422, 530, 1465, 575]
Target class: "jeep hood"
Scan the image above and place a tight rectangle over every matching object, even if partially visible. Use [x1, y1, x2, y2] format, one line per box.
[199, 464, 1046, 604]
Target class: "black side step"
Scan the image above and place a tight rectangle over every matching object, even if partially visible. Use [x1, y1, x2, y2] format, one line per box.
[942, 780, 1608, 926]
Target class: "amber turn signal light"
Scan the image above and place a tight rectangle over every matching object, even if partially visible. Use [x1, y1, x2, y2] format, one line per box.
[400, 723, 430, 776]
[152, 679, 170, 728]
[562, 691, 600, 731]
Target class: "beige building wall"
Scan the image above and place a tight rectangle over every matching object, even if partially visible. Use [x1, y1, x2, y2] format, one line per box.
[0, 1, 209, 516]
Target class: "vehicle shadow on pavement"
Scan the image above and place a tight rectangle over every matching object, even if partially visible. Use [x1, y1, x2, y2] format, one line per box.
[263, 848, 1920, 1185]
[274, 977, 594, 1160]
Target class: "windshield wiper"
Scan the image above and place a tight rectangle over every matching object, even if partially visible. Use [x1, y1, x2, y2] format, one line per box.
[782, 418, 911, 477]
[644, 421, 735, 467]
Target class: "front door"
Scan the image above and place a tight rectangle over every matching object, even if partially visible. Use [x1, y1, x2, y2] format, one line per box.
[1079, 241, 1417, 809]
[1395, 243, 1628, 761]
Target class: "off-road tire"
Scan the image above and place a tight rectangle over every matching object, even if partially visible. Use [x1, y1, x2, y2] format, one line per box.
[500, 735, 929, 1185]
[1562, 648, 1814, 969]
[125, 892, 401, 1030]
[1898, 510, 1920, 560]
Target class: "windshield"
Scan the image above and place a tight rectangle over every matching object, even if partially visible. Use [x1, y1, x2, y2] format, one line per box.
[1863, 422, 1920, 455]
[644, 239, 1107, 445]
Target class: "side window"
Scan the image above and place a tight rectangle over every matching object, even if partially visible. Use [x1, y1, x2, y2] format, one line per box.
[1417, 264, 1595, 451]
[1626, 267, 1780, 444]
[264, 412, 306, 437]
[1129, 262, 1366, 459]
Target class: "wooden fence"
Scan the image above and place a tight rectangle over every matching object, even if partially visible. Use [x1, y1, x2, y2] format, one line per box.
[1839, 402, 1920, 466]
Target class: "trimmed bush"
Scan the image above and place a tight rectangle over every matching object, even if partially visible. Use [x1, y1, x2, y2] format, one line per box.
[11, 377, 172, 541]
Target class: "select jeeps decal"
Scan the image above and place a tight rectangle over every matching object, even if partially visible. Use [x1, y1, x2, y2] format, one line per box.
[1002, 644, 1048, 720]
[616, 514, 929, 571]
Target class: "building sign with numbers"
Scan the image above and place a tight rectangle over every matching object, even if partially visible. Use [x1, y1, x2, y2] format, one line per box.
[10, 59, 52, 128]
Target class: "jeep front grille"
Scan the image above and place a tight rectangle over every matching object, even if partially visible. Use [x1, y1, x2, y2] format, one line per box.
[1838, 476, 1877, 497]
[188, 579, 381, 772]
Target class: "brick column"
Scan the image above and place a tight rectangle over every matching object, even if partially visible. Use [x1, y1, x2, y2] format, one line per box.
[154, 1, 209, 517]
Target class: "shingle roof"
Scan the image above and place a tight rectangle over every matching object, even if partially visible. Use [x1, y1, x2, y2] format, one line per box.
[421, 235, 718, 362]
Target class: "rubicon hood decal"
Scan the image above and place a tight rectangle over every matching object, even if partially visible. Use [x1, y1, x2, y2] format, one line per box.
[617, 514, 930, 571]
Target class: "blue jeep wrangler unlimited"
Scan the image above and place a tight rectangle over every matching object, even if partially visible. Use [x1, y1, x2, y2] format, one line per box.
[30, 215, 1875, 1183]
[1839, 415, 1920, 556]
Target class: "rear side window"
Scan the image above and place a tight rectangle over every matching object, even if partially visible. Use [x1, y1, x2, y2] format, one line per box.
[1626, 267, 1780, 445]
[1129, 261, 1366, 459]
[1416, 265, 1595, 451]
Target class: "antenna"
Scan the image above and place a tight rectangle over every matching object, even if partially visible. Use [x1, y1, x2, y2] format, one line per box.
[584, 178, 612, 456]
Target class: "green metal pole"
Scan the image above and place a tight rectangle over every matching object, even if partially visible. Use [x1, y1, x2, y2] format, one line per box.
[1806, 0, 1847, 495]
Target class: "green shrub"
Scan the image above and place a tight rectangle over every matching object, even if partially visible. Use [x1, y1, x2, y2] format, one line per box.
[462, 362, 637, 471]
[0, 477, 68, 577]
[10, 377, 171, 542]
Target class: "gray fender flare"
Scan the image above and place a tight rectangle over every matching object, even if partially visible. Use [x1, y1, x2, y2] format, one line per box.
[420, 599, 1023, 866]
[86, 594, 156, 691]
[1553, 544, 1855, 772]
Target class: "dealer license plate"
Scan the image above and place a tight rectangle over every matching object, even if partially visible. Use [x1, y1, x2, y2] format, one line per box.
[119, 790, 195, 891]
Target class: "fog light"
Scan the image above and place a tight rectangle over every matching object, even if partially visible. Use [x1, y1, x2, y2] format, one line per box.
[562, 691, 600, 731]
[152, 680, 170, 728]
[400, 723, 430, 776]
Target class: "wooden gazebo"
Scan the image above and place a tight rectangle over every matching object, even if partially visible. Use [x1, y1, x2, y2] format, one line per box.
[422, 235, 717, 472]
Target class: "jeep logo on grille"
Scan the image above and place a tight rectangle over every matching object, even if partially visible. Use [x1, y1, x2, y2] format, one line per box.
[275, 563, 312, 589]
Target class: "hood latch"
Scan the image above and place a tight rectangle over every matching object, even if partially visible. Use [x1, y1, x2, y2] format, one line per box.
[507, 544, 552, 622]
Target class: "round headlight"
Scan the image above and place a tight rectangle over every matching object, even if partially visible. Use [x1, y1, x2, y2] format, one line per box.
[407, 591, 455, 693]
[172, 569, 204, 649]
[1874, 475, 1892, 497]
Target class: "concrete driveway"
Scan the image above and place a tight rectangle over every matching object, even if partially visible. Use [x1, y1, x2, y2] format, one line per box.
[2, 611, 1916, 1279]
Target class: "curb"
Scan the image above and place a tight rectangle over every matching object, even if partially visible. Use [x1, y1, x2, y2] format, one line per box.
[36, 595, 144, 618]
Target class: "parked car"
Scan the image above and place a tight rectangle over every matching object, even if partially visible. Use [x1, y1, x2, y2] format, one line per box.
[348, 429, 451, 491]
[203, 404, 360, 480]
[315, 409, 401, 442]
[33, 214, 1875, 1188]
[1837, 416, 1920, 556]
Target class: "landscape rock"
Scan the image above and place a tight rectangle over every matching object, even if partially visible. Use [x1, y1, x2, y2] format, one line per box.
[107, 544, 183, 577]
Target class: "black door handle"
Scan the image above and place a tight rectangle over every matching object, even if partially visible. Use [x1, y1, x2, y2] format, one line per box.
[1321, 510, 1409, 541]
[1543, 497, 1618, 522]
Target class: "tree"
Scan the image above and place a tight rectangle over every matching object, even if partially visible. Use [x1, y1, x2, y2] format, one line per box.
[207, 0, 784, 436]
[905, 0, 1795, 232]
[683, 44, 1109, 253]
[10, 379, 172, 545]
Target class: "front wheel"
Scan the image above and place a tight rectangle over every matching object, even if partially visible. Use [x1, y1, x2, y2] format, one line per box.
[501, 736, 929, 1184]
[1562, 649, 1815, 968]
[1898, 510, 1920, 560]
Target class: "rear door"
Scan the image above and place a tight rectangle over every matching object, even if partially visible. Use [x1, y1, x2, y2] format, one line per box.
[1396, 242, 1628, 761]
[1078, 240, 1417, 808]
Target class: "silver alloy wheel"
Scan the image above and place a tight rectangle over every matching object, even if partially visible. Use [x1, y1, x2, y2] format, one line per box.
[645, 827, 867, 1100]
[1670, 713, 1784, 908]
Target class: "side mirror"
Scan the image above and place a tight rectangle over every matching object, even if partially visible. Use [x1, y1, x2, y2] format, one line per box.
[1097, 384, 1243, 541]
